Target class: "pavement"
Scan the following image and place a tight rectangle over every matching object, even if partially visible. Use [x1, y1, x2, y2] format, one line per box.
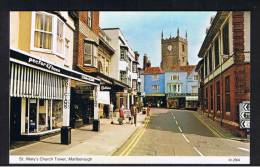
[194, 109, 249, 142]
[114, 108, 250, 156]
[10, 112, 147, 156]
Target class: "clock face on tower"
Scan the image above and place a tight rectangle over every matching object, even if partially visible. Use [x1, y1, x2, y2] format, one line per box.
[167, 45, 172, 51]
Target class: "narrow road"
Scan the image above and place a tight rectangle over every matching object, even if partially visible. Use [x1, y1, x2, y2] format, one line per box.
[115, 108, 249, 156]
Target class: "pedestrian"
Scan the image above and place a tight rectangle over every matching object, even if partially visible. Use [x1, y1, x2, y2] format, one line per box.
[133, 104, 137, 126]
[147, 103, 151, 117]
[118, 104, 125, 125]
[130, 104, 136, 125]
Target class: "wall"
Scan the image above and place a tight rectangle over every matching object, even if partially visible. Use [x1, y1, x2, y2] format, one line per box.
[10, 12, 19, 49]
[165, 71, 187, 94]
[144, 74, 165, 94]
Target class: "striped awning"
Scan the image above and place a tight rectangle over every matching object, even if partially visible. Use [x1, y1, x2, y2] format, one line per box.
[10, 62, 64, 99]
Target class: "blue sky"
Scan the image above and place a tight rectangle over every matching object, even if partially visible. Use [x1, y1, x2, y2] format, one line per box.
[100, 11, 216, 67]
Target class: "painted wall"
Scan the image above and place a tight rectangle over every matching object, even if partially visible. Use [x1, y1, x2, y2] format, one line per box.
[186, 70, 199, 94]
[165, 71, 187, 94]
[144, 73, 165, 94]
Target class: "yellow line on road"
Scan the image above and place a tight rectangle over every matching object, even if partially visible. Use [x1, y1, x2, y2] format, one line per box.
[192, 112, 222, 138]
[120, 118, 150, 156]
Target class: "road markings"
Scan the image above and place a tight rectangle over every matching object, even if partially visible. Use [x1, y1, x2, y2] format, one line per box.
[175, 120, 179, 126]
[119, 117, 150, 156]
[181, 133, 190, 143]
[178, 126, 183, 133]
[192, 112, 222, 138]
[238, 147, 250, 152]
[193, 147, 204, 156]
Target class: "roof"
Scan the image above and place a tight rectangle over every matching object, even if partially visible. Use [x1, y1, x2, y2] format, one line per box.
[166, 65, 196, 74]
[197, 11, 230, 58]
[143, 67, 164, 75]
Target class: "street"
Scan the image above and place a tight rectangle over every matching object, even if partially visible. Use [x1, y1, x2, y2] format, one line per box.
[114, 108, 250, 156]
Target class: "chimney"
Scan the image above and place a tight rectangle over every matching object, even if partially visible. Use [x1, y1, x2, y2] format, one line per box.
[143, 54, 148, 70]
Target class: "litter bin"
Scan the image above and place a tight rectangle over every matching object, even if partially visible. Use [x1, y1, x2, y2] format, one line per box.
[93, 119, 100, 131]
[61, 126, 71, 145]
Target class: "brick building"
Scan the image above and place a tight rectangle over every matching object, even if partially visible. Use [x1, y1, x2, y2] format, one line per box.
[196, 11, 250, 137]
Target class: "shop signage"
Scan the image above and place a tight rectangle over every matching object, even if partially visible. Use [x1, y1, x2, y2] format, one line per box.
[10, 49, 100, 85]
[167, 93, 186, 98]
[100, 85, 112, 91]
[28, 57, 61, 73]
[239, 101, 250, 129]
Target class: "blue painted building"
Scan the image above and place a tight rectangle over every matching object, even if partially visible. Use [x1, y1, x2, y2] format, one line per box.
[142, 67, 166, 107]
[165, 65, 199, 109]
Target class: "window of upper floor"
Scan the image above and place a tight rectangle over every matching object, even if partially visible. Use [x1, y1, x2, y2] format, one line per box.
[31, 12, 66, 58]
[194, 75, 199, 80]
[87, 11, 92, 28]
[132, 62, 137, 73]
[152, 85, 160, 92]
[120, 48, 127, 61]
[168, 84, 181, 93]
[222, 20, 230, 56]
[83, 41, 98, 67]
[152, 75, 158, 81]
[192, 86, 198, 93]
[171, 74, 179, 81]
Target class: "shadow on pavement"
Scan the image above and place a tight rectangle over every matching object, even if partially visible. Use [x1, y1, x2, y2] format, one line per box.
[146, 110, 216, 138]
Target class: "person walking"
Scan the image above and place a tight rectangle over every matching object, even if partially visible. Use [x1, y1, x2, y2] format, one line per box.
[133, 104, 137, 126]
[118, 104, 125, 125]
[147, 103, 151, 117]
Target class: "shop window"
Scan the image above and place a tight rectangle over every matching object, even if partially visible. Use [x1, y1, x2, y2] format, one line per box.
[34, 12, 53, 50]
[225, 76, 230, 113]
[222, 21, 230, 55]
[87, 11, 92, 28]
[52, 100, 63, 129]
[216, 81, 220, 111]
[214, 37, 220, 67]
[38, 99, 48, 132]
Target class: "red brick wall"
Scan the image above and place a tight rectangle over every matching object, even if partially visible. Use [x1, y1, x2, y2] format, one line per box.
[78, 11, 99, 35]
[232, 11, 245, 63]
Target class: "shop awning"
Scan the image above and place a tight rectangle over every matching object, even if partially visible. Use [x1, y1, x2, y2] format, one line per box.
[10, 48, 100, 86]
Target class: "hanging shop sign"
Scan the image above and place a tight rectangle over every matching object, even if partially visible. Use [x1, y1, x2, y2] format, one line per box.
[10, 49, 100, 85]
[100, 85, 112, 91]
[167, 93, 186, 98]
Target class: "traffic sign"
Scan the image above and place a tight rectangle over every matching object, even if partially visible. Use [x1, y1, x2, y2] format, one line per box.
[240, 120, 250, 129]
[239, 102, 250, 129]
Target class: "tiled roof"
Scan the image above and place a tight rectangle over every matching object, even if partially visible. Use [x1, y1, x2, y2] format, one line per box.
[167, 65, 196, 74]
[143, 67, 164, 74]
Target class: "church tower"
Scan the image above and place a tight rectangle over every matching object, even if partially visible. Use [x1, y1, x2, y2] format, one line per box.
[160, 29, 188, 71]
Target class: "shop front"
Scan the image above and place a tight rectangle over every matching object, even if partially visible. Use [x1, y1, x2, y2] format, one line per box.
[143, 94, 166, 108]
[185, 94, 199, 110]
[10, 49, 100, 142]
[167, 93, 186, 109]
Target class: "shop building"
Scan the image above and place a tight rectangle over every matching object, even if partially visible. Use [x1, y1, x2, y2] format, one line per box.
[9, 11, 100, 142]
[196, 11, 250, 137]
[143, 67, 166, 107]
[102, 28, 138, 110]
[165, 65, 198, 109]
